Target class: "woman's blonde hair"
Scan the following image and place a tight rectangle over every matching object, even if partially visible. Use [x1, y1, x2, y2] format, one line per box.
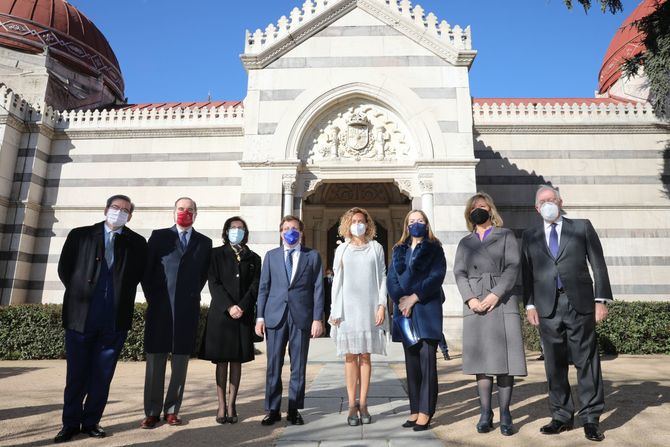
[396, 209, 440, 245]
[464, 192, 504, 232]
[338, 207, 377, 241]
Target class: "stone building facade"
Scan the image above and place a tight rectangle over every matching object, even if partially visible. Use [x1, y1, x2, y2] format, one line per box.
[1, 0, 667, 346]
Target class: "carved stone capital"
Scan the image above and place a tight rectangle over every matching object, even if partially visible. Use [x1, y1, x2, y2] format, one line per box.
[419, 179, 434, 194]
[282, 174, 296, 194]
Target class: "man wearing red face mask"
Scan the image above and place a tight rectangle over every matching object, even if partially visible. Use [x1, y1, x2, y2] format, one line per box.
[140, 197, 212, 429]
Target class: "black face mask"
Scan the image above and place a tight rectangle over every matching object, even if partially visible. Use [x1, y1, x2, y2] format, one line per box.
[469, 208, 490, 226]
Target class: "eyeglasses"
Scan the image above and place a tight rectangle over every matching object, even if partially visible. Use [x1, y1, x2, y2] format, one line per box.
[538, 198, 560, 205]
[109, 204, 131, 214]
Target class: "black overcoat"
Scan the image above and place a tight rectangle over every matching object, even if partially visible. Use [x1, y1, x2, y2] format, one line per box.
[58, 221, 147, 332]
[200, 244, 261, 363]
[142, 226, 212, 355]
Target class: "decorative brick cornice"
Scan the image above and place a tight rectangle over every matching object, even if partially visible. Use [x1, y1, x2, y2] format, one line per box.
[474, 124, 668, 135]
[54, 127, 244, 140]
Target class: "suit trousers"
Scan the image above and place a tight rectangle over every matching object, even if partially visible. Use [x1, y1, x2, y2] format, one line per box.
[538, 291, 605, 424]
[404, 339, 438, 416]
[264, 311, 311, 412]
[144, 353, 190, 416]
[62, 328, 127, 428]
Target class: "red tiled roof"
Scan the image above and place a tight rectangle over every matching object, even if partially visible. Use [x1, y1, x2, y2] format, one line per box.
[121, 101, 244, 110]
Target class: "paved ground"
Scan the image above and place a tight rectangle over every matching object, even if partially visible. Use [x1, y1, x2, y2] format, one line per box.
[0, 338, 668, 446]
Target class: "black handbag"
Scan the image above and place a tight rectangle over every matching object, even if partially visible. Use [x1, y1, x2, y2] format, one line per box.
[392, 314, 420, 348]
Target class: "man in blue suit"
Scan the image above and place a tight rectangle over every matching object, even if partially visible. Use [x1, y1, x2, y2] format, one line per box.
[255, 215, 324, 426]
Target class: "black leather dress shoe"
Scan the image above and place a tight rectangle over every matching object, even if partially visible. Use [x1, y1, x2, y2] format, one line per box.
[54, 426, 80, 443]
[261, 411, 281, 426]
[540, 419, 574, 434]
[82, 425, 106, 438]
[584, 423, 605, 442]
[287, 409, 304, 425]
[500, 424, 515, 436]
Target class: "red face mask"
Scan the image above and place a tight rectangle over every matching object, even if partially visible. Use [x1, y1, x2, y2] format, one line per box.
[176, 210, 194, 227]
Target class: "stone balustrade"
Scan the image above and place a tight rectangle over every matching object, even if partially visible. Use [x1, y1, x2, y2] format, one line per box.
[244, 0, 472, 54]
[473, 99, 660, 124]
[55, 104, 244, 129]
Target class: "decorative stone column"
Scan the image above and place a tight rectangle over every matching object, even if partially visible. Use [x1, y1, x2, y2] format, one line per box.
[419, 177, 434, 223]
[282, 174, 296, 217]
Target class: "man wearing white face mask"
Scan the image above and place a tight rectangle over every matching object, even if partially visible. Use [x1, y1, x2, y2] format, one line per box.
[55, 195, 147, 443]
[521, 185, 612, 442]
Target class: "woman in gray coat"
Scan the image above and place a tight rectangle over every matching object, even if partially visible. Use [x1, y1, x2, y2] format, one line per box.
[454, 192, 527, 436]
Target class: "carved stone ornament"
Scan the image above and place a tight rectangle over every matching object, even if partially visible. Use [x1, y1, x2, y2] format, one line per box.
[395, 178, 414, 197]
[306, 104, 410, 163]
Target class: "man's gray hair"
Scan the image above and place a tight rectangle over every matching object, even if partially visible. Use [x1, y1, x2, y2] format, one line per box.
[535, 185, 561, 205]
[174, 196, 197, 212]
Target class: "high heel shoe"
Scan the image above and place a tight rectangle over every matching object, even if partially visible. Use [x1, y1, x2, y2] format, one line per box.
[215, 408, 228, 424]
[413, 416, 432, 432]
[499, 411, 514, 436]
[476, 411, 494, 433]
[346, 406, 360, 426]
[226, 404, 237, 424]
[359, 405, 372, 424]
[227, 404, 238, 424]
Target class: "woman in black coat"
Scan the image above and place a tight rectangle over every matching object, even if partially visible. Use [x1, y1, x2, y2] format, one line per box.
[387, 209, 446, 432]
[200, 216, 261, 424]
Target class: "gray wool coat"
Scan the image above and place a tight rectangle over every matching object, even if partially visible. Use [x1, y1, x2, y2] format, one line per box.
[453, 226, 527, 376]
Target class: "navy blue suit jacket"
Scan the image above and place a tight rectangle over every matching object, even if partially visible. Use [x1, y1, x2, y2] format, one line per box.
[257, 246, 324, 331]
[387, 240, 446, 340]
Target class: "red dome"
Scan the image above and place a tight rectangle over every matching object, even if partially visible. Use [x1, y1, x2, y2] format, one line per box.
[598, 0, 660, 95]
[0, 0, 124, 100]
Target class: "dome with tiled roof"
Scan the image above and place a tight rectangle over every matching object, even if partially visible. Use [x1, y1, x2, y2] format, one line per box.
[0, 0, 124, 101]
[597, 0, 659, 96]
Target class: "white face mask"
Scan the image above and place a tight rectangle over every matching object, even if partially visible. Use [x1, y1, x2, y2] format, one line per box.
[540, 202, 560, 222]
[106, 208, 129, 228]
[350, 223, 366, 237]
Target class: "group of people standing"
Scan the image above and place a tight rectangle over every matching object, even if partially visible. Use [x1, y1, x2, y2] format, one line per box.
[54, 184, 612, 444]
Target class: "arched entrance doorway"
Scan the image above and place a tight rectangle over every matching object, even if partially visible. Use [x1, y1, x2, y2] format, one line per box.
[301, 182, 412, 269]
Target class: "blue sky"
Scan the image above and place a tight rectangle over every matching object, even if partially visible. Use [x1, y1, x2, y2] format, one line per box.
[69, 0, 642, 104]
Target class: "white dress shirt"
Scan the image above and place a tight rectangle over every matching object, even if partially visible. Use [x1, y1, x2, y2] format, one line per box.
[544, 217, 563, 247]
[103, 224, 123, 265]
[176, 225, 193, 246]
[284, 243, 301, 283]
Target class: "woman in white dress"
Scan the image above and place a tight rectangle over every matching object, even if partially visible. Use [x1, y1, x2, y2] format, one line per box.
[329, 207, 388, 426]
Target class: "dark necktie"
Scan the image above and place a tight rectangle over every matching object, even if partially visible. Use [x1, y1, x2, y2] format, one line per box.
[180, 231, 188, 251]
[285, 248, 295, 282]
[549, 223, 563, 289]
[105, 232, 115, 267]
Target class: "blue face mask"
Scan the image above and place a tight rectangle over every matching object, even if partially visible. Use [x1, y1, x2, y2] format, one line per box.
[283, 228, 301, 246]
[408, 222, 427, 238]
[228, 228, 245, 245]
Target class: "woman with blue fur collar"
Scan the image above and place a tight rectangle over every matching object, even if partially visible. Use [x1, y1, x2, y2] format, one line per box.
[387, 209, 446, 432]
